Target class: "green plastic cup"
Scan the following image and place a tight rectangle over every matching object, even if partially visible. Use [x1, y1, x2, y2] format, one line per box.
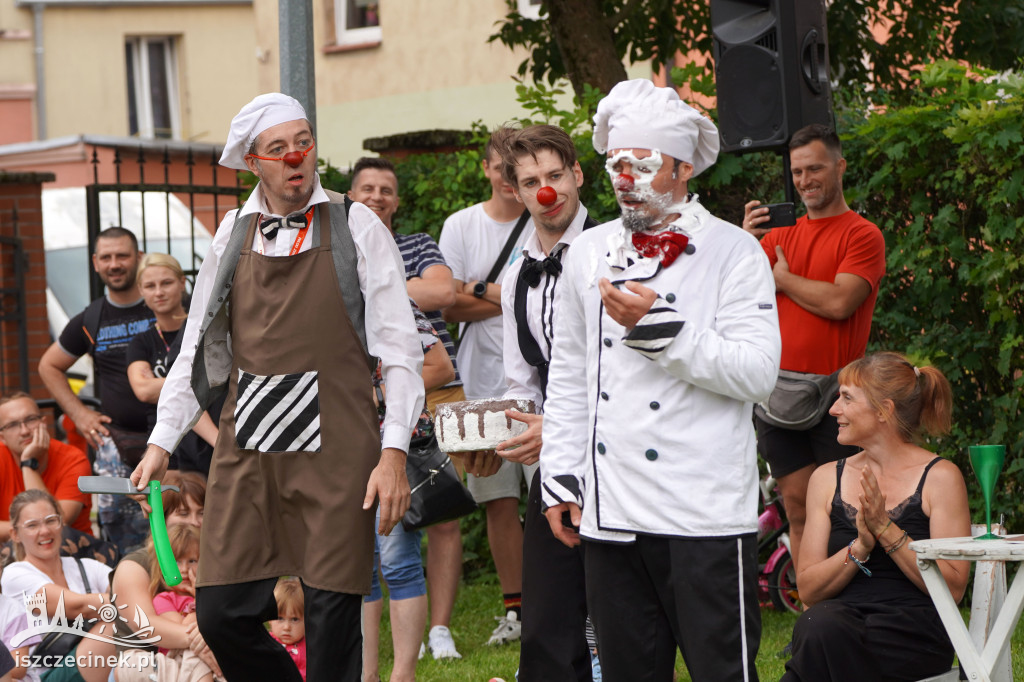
[969, 444, 1005, 540]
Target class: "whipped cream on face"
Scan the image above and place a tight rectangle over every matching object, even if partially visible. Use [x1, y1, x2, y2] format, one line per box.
[605, 149, 663, 196]
[606, 150, 678, 233]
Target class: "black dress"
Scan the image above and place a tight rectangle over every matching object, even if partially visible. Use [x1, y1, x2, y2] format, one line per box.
[782, 457, 955, 682]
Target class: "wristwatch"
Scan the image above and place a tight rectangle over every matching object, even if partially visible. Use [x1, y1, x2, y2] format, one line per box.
[20, 458, 39, 470]
[472, 281, 488, 299]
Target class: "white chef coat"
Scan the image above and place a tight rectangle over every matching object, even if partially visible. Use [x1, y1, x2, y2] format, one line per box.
[540, 198, 781, 542]
[149, 176, 423, 455]
[500, 204, 590, 408]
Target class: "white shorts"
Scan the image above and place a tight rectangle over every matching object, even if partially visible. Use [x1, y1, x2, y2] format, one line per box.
[466, 459, 539, 504]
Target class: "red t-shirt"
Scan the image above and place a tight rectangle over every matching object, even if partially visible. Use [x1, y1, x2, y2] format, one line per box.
[0, 440, 93, 535]
[760, 210, 886, 375]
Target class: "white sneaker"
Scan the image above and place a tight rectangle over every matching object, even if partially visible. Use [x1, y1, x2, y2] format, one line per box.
[485, 611, 521, 646]
[427, 625, 462, 659]
[418, 642, 425, 660]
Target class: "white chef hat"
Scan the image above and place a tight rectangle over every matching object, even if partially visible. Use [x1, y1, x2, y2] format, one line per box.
[219, 93, 309, 170]
[592, 79, 719, 177]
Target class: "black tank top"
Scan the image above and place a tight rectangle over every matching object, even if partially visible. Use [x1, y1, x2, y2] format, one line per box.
[827, 456, 942, 607]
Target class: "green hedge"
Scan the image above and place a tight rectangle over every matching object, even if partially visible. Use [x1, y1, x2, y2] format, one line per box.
[842, 63, 1024, 528]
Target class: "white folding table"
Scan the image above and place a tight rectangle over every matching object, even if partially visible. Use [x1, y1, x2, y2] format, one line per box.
[911, 535, 1024, 682]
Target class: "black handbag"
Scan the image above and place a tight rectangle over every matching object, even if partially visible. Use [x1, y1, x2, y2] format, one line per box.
[401, 432, 478, 532]
[106, 424, 149, 468]
[32, 557, 92, 661]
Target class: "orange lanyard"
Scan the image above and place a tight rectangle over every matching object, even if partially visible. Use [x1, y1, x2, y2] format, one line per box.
[255, 206, 315, 256]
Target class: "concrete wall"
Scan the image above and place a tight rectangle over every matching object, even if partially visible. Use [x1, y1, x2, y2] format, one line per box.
[252, 0, 652, 166]
[10, 2, 257, 146]
[1, 0, 39, 143]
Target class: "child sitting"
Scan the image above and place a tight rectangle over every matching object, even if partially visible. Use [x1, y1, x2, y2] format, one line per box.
[124, 525, 216, 682]
[269, 578, 306, 681]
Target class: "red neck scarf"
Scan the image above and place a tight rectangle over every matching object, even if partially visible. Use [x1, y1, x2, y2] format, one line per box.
[631, 231, 690, 267]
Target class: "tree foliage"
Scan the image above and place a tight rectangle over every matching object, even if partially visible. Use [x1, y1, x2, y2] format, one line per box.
[490, 0, 1024, 102]
[841, 63, 1024, 527]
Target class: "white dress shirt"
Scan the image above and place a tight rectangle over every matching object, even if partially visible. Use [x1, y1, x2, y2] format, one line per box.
[500, 204, 590, 409]
[540, 198, 781, 542]
[149, 175, 423, 454]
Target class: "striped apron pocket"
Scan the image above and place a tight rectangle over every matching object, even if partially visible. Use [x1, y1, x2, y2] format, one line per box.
[234, 368, 321, 453]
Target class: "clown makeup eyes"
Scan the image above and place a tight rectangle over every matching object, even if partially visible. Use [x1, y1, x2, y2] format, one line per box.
[605, 150, 664, 193]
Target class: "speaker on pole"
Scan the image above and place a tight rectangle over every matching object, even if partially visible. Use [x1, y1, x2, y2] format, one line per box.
[711, 0, 833, 154]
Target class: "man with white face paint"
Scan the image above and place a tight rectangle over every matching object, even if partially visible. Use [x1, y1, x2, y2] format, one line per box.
[539, 79, 782, 681]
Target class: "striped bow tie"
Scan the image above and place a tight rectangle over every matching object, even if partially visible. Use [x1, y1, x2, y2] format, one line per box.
[259, 211, 308, 241]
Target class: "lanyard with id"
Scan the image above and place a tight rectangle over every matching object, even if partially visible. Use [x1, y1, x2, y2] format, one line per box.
[255, 205, 315, 256]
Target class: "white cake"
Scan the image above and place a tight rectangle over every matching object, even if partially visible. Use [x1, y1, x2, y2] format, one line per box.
[434, 398, 536, 453]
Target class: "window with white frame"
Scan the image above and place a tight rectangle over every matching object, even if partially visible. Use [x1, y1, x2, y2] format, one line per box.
[334, 0, 381, 47]
[517, 0, 543, 19]
[125, 36, 181, 139]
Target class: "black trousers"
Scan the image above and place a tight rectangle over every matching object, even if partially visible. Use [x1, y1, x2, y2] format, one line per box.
[781, 599, 955, 682]
[196, 578, 363, 682]
[585, 534, 761, 682]
[519, 469, 592, 682]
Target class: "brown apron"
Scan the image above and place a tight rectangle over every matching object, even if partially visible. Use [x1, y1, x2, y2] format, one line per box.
[197, 209, 380, 594]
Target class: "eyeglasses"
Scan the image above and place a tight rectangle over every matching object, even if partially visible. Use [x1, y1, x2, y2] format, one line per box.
[0, 414, 43, 434]
[17, 514, 63, 533]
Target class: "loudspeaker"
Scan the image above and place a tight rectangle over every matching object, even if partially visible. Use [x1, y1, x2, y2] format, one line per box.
[711, 0, 833, 154]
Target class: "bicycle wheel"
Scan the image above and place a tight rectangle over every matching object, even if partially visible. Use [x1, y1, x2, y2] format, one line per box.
[769, 552, 802, 614]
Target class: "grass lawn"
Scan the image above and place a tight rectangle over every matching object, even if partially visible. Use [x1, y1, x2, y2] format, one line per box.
[373, 579, 1024, 681]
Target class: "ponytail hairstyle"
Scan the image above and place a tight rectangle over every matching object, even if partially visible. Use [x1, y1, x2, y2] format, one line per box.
[838, 351, 952, 443]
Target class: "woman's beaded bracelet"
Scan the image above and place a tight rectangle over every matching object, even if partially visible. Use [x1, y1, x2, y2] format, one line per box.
[885, 530, 909, 555]
[874, 519, 893, 541]
[845, 540, 873, 577]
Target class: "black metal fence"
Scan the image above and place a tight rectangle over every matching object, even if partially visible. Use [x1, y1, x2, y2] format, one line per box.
[86, 143, 246, 300]
[0, 218, 29, 390]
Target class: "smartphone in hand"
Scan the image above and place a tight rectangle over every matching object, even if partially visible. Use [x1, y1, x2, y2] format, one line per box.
[761, 202, 797, 229]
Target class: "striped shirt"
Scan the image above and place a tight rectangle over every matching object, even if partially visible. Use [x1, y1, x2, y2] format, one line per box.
[394, 232, 462, 387]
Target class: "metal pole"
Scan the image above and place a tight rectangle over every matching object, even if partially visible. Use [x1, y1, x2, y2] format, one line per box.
[279, 0, 317, 135]
[32, 4, 47, 140]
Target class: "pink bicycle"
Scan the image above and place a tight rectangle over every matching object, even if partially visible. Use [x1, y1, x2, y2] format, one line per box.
[757, 475, 802, 614]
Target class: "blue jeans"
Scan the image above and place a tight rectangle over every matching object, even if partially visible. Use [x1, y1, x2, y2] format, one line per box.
[365, 508, 426, 602]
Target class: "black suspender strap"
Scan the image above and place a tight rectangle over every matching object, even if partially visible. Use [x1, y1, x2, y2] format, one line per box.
[514, 260, 552, 400]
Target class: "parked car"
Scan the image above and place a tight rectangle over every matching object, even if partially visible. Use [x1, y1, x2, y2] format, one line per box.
[42, 187, 213, 393]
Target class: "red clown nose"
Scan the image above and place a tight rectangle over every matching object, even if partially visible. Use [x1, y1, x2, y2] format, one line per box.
[613, 174, 635, 192]
[283, 151, 305, 168]
[537, 186, 557, 206]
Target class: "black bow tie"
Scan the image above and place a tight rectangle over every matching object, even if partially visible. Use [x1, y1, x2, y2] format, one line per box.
[520, 250, 564, 288]
[259, 211, 308, 241]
